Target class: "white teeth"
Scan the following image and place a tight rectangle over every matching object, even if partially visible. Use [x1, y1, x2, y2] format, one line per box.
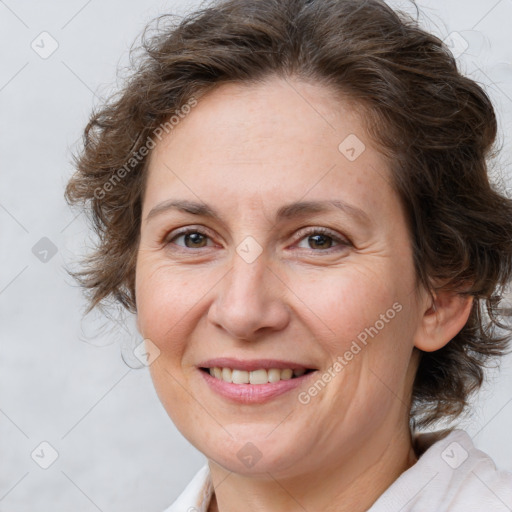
[207, 367, 309, 384]
[221, 368, 232, 382]
[281, 369, 293, 380]
[232, 369, 249, 384]
[268, 368, 282, 383]
[249, 369, 268, 385]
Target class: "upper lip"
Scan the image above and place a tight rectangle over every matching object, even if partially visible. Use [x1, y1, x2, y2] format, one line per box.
[198, 358, 316, 372]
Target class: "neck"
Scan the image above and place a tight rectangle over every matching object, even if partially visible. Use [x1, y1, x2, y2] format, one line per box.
[208, 422, 418, 512]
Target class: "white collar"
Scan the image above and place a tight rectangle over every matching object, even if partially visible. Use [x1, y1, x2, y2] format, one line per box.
[164, 429, 512, 511]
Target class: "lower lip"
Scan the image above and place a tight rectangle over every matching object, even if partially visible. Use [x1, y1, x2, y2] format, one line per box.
[199, 369, 315, 404]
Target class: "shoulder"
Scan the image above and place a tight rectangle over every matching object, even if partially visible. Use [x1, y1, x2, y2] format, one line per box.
[162, 464, 213, 512]
[370, 429, 512, 511]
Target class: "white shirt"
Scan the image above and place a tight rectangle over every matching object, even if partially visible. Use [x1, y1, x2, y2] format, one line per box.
[164, 429, 512, 511]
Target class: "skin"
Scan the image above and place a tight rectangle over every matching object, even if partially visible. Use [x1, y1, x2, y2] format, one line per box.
[135, 76, 473, 512]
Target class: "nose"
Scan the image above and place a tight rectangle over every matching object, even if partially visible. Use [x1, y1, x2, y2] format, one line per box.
[207, 252, 290, 341]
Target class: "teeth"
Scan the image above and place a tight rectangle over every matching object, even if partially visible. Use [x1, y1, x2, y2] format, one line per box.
[221, 367, 232, 382]
[249, 369, 268, 385]
[268, 368, 281, 383]
[281, 369, 293, 380]
[232, 369, 249, 384]
[207, 367, 309, 384]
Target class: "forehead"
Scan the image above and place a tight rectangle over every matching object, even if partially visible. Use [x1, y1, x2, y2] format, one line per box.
[150, 77, 366, 165]
[143, 77, 395, 221]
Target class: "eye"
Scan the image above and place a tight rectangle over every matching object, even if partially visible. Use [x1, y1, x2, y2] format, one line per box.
[164, 226, 351, 253]
[294, 227, 350, 252]
[166, 227, 214, 249]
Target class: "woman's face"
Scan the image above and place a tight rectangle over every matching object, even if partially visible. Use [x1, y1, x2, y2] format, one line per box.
[135, 77, 427, 478]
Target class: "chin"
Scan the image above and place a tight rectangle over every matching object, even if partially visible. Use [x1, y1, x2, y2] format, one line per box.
[194, 425, 308, 476]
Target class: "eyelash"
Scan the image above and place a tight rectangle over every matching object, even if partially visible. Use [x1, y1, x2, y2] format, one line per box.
[164, 226, 351, 254]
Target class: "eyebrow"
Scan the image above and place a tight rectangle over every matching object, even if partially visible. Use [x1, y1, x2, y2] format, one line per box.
[145, 198, 371, 226]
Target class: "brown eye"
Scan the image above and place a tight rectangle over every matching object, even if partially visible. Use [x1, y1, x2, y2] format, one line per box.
[306, 233, 335, 250]
[167, 229, 213, 249]
[295, 227, 350, 252]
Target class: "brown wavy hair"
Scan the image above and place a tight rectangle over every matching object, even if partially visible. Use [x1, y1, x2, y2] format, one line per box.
[64, 0, 512, 428]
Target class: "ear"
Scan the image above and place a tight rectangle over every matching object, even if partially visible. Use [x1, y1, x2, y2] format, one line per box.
[413, 288, 474, 352]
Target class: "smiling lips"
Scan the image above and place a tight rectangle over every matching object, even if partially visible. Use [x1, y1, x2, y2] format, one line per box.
[199, 358, 315, 383]
[205, 367, 309, 384]
[199, 366, 316, 405]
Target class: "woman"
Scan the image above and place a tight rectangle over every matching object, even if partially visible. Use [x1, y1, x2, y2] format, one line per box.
[64, 0, 512, 510]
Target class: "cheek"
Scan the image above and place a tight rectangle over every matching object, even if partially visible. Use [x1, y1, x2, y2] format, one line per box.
[135, 261, 211, 423]
[292, 261, 417, 399]
[135, 257, 227, 360]
[289, 262, 405, 349]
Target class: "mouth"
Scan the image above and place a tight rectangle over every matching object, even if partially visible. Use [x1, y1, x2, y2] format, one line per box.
[199, 367, 316, 384]
[197, 357, 318, 405]
[197, 358, 318, 404]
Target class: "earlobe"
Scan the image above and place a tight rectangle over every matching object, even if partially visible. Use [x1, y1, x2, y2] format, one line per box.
[413, 290, 474, 353]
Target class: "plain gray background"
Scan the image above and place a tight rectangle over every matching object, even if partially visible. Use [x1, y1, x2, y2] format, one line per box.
[1, 0, 512, 510]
